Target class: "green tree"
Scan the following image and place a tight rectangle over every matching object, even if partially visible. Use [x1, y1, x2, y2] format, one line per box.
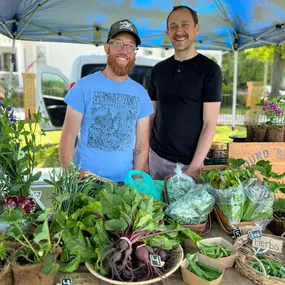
[245, 45, 285, 97]
[245, 46, 274, 62]
[245, 46, 274, 95]
[271, 45, 285, 97]
[222, 50, 270, 89]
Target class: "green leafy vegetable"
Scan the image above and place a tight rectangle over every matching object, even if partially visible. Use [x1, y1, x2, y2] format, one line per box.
[251, 256, 285, 279]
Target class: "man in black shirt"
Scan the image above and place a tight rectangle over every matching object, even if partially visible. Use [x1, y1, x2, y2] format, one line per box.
[148, 5, 222, 181]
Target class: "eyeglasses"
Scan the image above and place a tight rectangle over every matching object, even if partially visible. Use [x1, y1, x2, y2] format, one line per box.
[108, 40, 138, 53]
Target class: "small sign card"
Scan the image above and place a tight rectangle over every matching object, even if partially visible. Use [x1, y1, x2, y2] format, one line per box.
[252, 236, 283, 253]
[233, 229, 242, 239]
[61, 279, 72, 285]
[150, 254, 163, 267]
[248, 230, 263, 240]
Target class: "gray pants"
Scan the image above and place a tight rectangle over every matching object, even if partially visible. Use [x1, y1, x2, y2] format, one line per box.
[149, 148, 188, 180]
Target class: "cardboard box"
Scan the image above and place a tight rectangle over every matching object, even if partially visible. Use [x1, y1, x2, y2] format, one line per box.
[197, 237, 237, 268]
[181, 253, 226, 285]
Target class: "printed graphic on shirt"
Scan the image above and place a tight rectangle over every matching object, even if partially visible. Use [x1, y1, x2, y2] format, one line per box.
[87, 91, 139, 151]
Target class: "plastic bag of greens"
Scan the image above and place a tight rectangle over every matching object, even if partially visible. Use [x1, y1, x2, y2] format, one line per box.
[165, 184, 215, 224]
[209, 184, 246, 224]
[166, 163, 195, 203]
[242, 178, 274, 223]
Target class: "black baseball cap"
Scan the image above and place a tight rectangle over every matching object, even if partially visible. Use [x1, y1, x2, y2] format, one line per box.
[107, 19, 141, 46]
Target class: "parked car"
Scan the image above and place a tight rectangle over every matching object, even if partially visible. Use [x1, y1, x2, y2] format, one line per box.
[36, 54, 163, 131]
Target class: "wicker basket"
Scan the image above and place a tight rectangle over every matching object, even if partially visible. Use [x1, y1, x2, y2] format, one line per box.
[78, 170, 112, 183]
[85, 244, 184, 285]
[234, 233, 285, 285]
[213, 206, 258, 235]
[163, 175, 211, 235]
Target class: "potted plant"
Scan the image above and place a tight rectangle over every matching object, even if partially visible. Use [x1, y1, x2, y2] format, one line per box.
[268, 197, 285, 236]
[261, 96, 285, 142]
[247, 124, 268, 142]
[247, 96, 285, 142]
[0, 208, 61, 285]
[0, 195, 39, 233]
[0, 97, 48, 197]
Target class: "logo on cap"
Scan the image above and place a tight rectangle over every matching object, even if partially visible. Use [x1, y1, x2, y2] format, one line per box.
[119, 21, 133, 31]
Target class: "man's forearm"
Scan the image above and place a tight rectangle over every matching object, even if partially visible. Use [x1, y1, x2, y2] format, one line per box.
[133, 148, 149, 171]
[188, 125, 216, 169]
[59, 137, 76, 168]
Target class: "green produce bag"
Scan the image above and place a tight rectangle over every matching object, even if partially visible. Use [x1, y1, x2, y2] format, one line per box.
[209, 184, 246, 224]
[242, 178, 274, 225]
[124, 170, 164, 201]
[165, 184, 215, 224]
[166, 163, 195, 203]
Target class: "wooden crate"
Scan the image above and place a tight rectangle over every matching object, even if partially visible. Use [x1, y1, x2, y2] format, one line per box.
[227, 142, 285, 183]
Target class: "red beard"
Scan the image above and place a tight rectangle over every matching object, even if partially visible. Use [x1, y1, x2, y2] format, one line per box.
[107, 52, 135, 76]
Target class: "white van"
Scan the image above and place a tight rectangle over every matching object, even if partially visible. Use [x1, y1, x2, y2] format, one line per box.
[36, 54, 162, 131]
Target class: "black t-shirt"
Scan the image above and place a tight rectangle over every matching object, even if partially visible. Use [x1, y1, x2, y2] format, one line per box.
[148, 53, 222, 165]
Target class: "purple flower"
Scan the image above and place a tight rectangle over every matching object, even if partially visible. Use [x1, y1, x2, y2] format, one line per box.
[8, 108, 16, 123]
[264, 102, 270, 107]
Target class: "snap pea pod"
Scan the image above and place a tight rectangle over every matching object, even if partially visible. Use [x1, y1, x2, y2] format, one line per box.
[199, 241, 232, 258]
[186, 254, 223, 281]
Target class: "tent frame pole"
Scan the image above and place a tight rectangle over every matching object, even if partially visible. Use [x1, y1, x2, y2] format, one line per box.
[238, 23, 284, 50]
[7, 38, 16, 98]
[1, 22, 14, 38]
[16, 3, 44, 39]
[232, 50, 238, 137]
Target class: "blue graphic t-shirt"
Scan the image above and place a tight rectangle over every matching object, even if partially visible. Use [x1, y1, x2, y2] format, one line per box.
[64, 71, 154, 182]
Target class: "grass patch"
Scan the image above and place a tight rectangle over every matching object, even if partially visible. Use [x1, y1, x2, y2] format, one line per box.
[214, 125, 246, 143]
[34, 128, 61, 168]
[36, 143, 60, 168]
